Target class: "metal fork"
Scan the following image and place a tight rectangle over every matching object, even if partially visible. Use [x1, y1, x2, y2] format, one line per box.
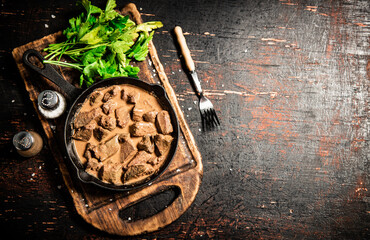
[174, 26, 220, 130]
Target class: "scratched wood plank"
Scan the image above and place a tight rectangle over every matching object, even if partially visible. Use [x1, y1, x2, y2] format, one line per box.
[144, 0, 369, 238]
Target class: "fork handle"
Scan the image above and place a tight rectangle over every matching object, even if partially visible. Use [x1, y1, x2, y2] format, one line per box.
[174, 26, 195, 72]
[174, 26, 203, 96]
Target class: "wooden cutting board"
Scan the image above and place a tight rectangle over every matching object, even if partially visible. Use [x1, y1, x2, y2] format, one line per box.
[12, 3, 202, 236]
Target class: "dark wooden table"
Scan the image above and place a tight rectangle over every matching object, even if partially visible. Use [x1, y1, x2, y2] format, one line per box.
[1, 0, 369, 239]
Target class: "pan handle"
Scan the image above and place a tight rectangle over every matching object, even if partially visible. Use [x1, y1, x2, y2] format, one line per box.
[22, 49, 82, 100]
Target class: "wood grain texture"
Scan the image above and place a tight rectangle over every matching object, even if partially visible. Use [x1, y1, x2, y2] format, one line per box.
[1, 0, 369, 239]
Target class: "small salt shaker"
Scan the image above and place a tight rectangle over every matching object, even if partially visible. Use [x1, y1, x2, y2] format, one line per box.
[37, 90, 66, 119]
[13, 131, 43, 157]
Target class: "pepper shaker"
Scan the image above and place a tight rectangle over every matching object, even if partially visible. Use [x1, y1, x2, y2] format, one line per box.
[13, 131, 43, 157]
[37, 90, 66, 119]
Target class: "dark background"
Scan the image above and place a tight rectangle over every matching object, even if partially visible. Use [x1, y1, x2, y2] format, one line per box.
[1, 0, 369, 239]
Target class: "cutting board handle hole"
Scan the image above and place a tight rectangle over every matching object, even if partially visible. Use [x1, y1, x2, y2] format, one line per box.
[119, 186, 180, 222]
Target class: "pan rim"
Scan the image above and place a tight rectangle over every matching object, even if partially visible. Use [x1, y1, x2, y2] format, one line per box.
[64, 76, 179, 191]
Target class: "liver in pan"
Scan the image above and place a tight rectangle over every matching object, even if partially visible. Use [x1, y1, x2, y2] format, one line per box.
[72, 84, 174, 186]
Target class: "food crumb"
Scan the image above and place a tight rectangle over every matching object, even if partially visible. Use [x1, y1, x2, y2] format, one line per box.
[127, 217, 132, 221]
[194, 101, 197, 104]
[57, 185, 61, 189]
[51, 14, 56, 18]
[188, 107, 192, 111]
[176, 169, 181, 173]
[199, 128, 201, 132]
[85, 204, 89, 208]
[179, 69, 182, 72]
[11, 99, 15, 103]
[31, 173, 35, 177]
[45, 24, 49, 28]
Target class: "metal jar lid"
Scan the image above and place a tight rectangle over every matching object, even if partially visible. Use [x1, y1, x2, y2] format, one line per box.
[38, 90, 59, 110]
[13, 131, 34, 151]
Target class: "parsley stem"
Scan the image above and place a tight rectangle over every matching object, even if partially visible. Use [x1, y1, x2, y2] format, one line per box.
[43, 60, 83, 71]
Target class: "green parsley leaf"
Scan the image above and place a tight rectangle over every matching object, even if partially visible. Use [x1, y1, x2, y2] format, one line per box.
[43, 0, 162, 88]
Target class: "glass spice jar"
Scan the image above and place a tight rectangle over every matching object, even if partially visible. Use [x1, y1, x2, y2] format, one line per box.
[13, 131, 43, 157]
[37, 90, 66, 119]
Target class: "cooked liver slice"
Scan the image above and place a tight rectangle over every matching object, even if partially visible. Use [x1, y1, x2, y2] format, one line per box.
[143, 111, 158, 123]
[130, 122, 157, 137]
[102, 86, 120, 102]
[72, 127, 92, 142]
[93, 126, 110, 141]
[147, 156, 160, 166]
[101, 159, 124, 184]
[132, 106, 145, 121]
[85, 158, 103, 178]
[85, 120, 97, 130]
[91, 135, 120, 161]
[89, 91, 103, 106]
[127, 151, 156, 167]
[83, 143, 95, 162]
[127, 91, 140, 104]
[119, 136, 137, 165]
[99, 115, 117, 131]
[115, 107, 130, 128]
[154, 134, 173, 156]
[155, 110, 173, 134]
[118, 133, 130, 142]
[74, 107, 102, 129]
[137, 135, 155, 153]
[123, 164, 154, 184]
[101, 99, 118, 115]
[120, 88, 127, 101]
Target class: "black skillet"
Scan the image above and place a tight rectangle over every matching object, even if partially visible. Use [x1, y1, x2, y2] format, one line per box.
[23, 49, 179, 191]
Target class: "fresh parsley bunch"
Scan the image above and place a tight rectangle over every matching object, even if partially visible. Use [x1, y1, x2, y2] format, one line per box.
[43, 0, 162, 87]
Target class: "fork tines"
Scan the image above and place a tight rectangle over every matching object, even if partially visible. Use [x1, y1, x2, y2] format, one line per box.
[200, 107, 220, 130]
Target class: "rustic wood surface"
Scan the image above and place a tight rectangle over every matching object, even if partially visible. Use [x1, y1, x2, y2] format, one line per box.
[1, 0, 369, 239]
